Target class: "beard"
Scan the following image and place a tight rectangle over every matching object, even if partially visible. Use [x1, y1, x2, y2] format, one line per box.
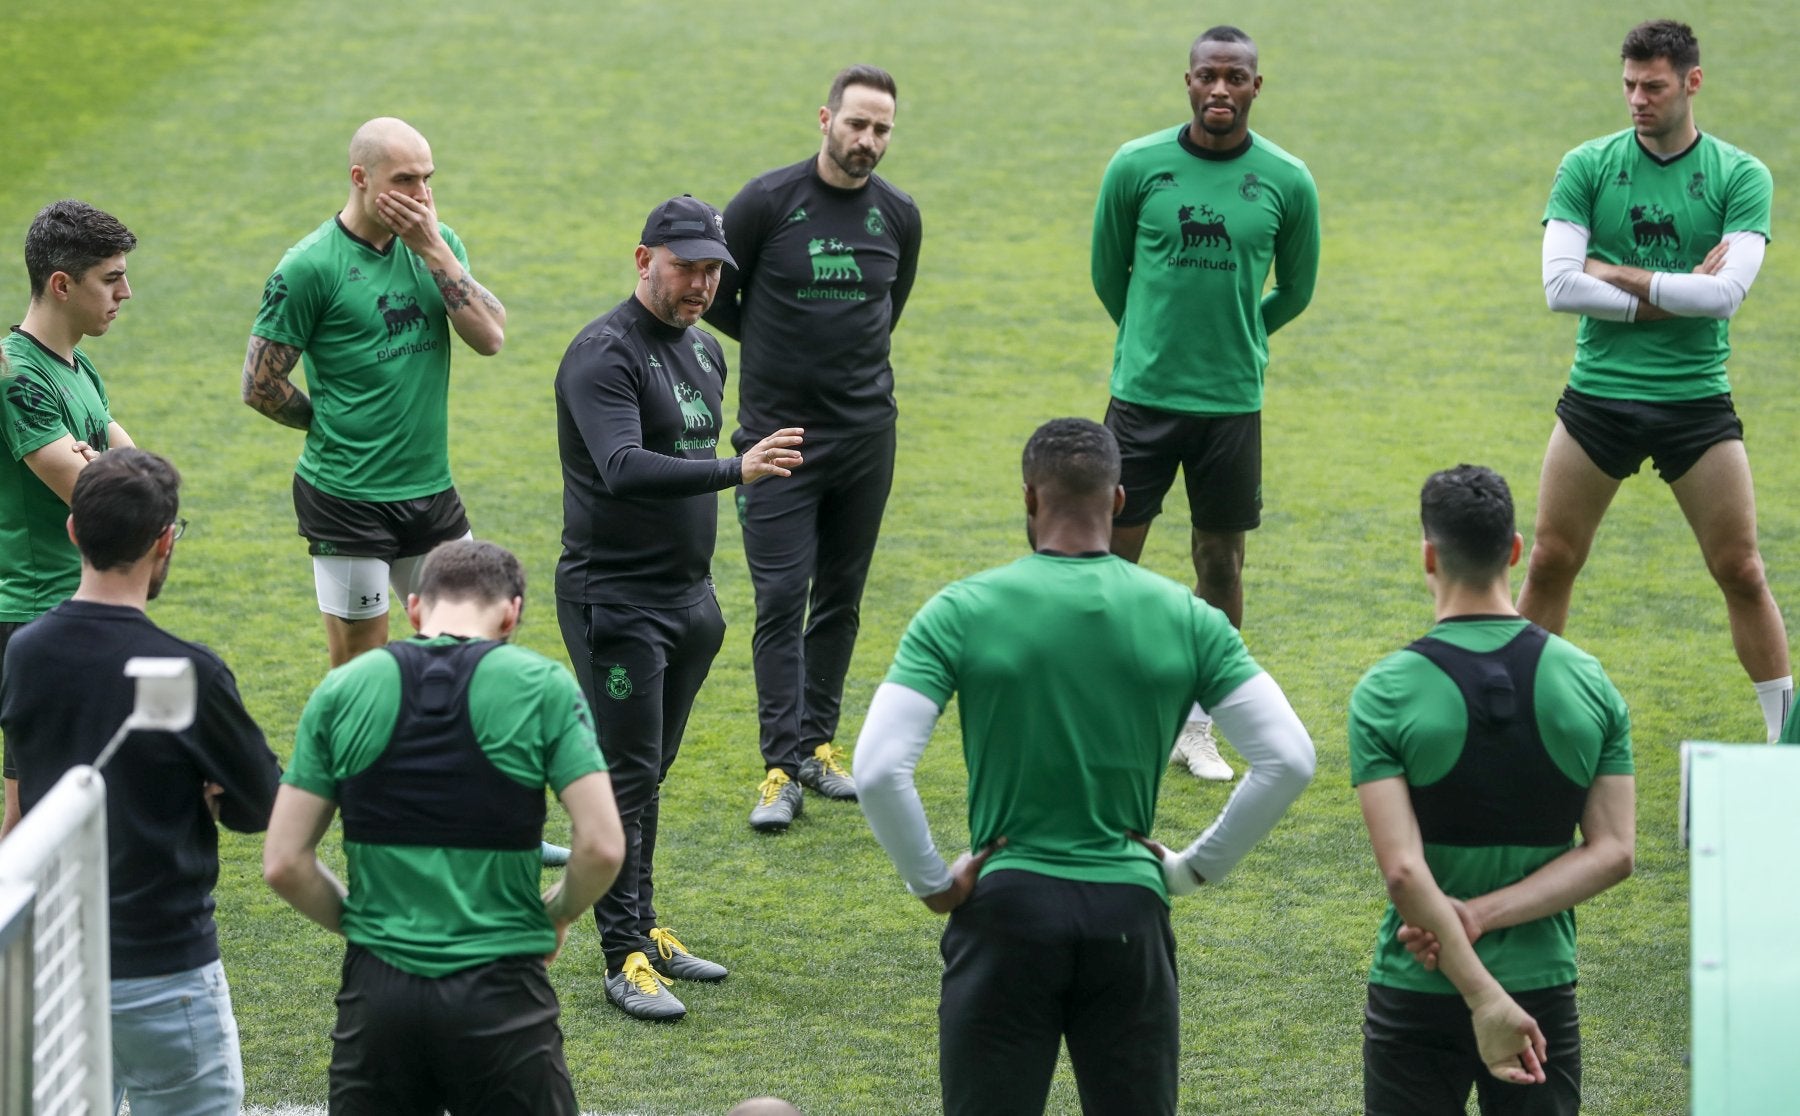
[826, 135, 881, 181]
[147, 553, 171, 601]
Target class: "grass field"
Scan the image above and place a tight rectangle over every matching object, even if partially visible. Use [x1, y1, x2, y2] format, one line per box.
[6, 1, 1797, 1112]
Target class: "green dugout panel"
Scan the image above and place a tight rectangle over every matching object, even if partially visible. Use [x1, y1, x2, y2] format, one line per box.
[1684, 742, 1800, 1115]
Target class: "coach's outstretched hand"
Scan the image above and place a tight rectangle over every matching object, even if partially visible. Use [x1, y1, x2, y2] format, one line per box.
[740, 427, 805, 484]
[922, 838, 1005, 914]
[1469, 987, 1548, 1086]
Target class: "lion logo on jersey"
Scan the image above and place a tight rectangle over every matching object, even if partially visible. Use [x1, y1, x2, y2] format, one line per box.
[808, 238, 864, 282]
[674, 381, 713, 432]
[1179, 204, 1232, 250]
[377, 292, 428, 339]
[1629, 204, 1680, 251]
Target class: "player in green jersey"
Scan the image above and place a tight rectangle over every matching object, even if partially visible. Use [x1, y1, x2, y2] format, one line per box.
[1353, 466, 1635, 1115]
[244, 118, 508, 669]
[1091, 25, 1320, 782]
[1520, 20, 1790, 741]
[856, 418, 1314, 1116]
[0, 200, 140, 804]
[264, 540, 624, 1114]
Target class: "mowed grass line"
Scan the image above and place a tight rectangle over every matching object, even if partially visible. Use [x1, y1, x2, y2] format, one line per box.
[6, 1, 1795, 1111]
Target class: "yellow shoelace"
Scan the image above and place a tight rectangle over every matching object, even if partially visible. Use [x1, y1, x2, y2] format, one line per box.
[621, 952, 673, 994]
[648, 927, 692, 961]
[814, 743, 851, 776]
[758, 769, 791, 806]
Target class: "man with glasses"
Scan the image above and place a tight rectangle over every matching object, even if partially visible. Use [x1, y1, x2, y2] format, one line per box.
[1, 448, 281, 1115]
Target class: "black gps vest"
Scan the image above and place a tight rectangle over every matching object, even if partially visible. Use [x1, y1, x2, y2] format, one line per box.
[1404, 624, 1588, 849]
[338, 639, 545, 850]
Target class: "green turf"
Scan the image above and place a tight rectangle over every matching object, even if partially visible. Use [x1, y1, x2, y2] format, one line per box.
[7, 1, 1795, 1112]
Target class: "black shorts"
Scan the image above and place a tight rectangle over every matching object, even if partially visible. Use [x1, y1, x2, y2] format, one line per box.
[329, 944, 576, 1116]
[1554, 388, 1742, 484]
[1364, 982, 1581, 1116]
[0, 620, 22, 777]
[293, 475, 471, 560]
[1104, 398, 1261, 530]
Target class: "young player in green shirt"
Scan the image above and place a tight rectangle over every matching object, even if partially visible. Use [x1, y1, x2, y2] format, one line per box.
[1091, 25, 1320, 783]
[857, 418, 1314, 1116]
[1353, 466, 1635, 1114]
[1521, 20, 1789, 741]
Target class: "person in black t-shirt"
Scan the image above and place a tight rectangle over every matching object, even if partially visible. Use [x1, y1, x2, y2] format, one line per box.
[1, 448, 280, 1116]
[554, 195, 802, 1022]
[704, 64, 923, 833]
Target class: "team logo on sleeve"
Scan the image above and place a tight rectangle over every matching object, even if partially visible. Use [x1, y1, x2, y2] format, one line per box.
[1687, 172, 1707, 200]
[261, 273, 289, 312]
[1238, 173, 1262, 201]
[865, 207, 886, 236]
[606, 664, 633, 701]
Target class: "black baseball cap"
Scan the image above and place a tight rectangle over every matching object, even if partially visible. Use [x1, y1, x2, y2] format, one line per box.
[639, 194, 735, 267]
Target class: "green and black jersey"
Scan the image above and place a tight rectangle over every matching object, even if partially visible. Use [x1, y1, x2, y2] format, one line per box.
[706, 158, 922, 438]
[1545, 129, 1772, 401]
[1350, 617, 1633, 994]
[887, 553, 1261, 900]
[284, 635, 605, 978]
[252, 217, 471, 501]
[0, 329, 114, 622]
[1092, 126, 1320, 416]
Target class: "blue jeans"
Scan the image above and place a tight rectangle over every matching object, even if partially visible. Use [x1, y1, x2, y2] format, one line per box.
[110, 959, 243, 1116]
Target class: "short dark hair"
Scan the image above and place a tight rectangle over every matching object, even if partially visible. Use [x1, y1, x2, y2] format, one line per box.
[827, 64, 897, 110]
[1021, 418, 1121, 497]
[24, 200, 137, 298]
[1622, 19, 1699, 73]
[71, 449, 181, 572]
[1420, 465, 1515, 581]
[415, 539, 526, 607]
[1192, 25, 1258, 65]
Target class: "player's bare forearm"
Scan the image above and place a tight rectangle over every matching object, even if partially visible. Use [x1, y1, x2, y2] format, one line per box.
[428, 264, 507, 355]
[241, 336, 313, 430]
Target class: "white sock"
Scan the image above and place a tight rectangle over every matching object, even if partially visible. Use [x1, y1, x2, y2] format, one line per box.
[1753, 677, 1793, 743]
[1188, 703, 1210, 727]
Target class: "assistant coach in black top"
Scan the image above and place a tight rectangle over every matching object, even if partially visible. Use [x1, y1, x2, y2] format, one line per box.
[1, 448, 281, 1114]
[705, 64, 923, 834]
[554, 194, 803, 1022]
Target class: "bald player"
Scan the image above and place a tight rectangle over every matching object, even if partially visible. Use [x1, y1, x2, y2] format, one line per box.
[244, 117, 508, 667]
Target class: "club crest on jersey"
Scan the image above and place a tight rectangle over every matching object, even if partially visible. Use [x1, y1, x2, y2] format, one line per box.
[674, 380, 714, 431]
[606, 664, 632, 701]
[865, 206, 886, 236]
[377, 291, 428, 339]
[691, 341, 716, 378]
[1238, 173, 1262, 201]
[1687, 171, 1706, 200]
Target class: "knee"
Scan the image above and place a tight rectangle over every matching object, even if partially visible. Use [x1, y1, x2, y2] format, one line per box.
[1525, 533, 1586, 583]
[1191, 540, 1243, 586]
[1707, 545, 1769, 598]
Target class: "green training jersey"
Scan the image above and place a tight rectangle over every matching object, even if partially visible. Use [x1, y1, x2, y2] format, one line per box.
[887, 553, 1261, 899]
[252, 217, 471, 501]
[1544, 129, 1772, 401]
[284, 635, 605, 978]
[1092, 126, 1320, 416]
[1350, 618, 1633, 994]
[0, 330, 113, 622]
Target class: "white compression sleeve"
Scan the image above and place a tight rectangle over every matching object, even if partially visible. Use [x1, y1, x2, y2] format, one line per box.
[853, 682, 953, 897]
[1648, 230, 1765, 318]
[1542, 220, 1639, 320]
[1162, 672, 1316, 895]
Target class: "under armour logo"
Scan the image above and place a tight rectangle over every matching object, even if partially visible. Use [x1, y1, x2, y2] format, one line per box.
[360, 594, 382, 607]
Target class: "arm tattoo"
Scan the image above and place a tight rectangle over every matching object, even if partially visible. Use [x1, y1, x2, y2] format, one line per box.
[241, 337, 313, 430]
[430, 267, 474, 312]
[430, 267, 504, 318]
